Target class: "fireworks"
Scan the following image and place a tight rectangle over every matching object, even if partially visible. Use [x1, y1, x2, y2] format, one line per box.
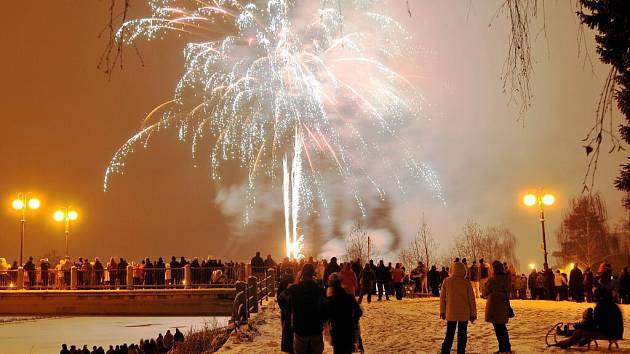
[104, 0, 444, 258]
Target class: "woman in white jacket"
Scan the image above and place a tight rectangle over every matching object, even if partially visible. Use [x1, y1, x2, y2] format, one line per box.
[439, 261, 477, 354]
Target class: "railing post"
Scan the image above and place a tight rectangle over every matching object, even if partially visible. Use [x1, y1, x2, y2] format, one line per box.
[248, 276, 258, 313]
[234, 281, 248, 324]
[17, 267, 24, 290]
[184, 264, 191, 289]
[70, 266, 77, 290]
[268, 268, 276, 297]
[126, 265, 133, 290]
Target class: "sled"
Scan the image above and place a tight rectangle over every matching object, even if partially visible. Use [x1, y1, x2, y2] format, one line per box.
[545, 322, 620, 351]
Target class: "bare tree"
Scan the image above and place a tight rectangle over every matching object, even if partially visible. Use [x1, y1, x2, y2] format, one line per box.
[556, 193, 611, 268]
[399, 214, 437, 270]
[447, 221, 519, 268]
[345, 221, 369, 263]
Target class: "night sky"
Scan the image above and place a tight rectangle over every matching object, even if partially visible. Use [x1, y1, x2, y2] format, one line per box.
[1, 1, 626, 267]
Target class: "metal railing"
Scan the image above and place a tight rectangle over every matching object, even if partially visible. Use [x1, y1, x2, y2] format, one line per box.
[0, 264, 248, 291]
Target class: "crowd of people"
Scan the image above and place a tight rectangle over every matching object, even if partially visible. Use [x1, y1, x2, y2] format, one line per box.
[0, 255, 250, 289]
[262, 252, 627, 354]
[59, 328, 184, 354]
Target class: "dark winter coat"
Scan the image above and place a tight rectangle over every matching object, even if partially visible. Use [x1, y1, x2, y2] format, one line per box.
[324, 261, 341, 285]
[483, 273, 511, 324]
[569, 267, 583, 294]
[278, 278, 327, 336]
[528, 271, 537, 291]
[375, 264, 391, 283]
[278, 275, 295, 353]
[360, 267, 376, 289]
[327, 288, 363, 349]
[581, 289, 624, 339]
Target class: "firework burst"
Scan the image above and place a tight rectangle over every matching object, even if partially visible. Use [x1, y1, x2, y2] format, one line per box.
[104, 0, 444, 258]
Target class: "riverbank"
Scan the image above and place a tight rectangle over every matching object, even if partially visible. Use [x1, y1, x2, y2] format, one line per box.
[216, 298, 630, 353]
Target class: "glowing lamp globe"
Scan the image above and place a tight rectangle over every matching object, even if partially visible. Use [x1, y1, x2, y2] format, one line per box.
[68, 210, 78, 221]
[523, 194, 537, 207]
[28, 198, 41, 210]
[12, 199, 24, 210]
[542, 194, 555, 206]
[53, 211, 65, 222]
[529, 263, 535, 270]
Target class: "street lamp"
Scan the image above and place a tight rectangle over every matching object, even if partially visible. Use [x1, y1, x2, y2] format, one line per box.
[11, 193, 41, 266]
[53, 207, 79, 257]
[522, 190, 555, 271]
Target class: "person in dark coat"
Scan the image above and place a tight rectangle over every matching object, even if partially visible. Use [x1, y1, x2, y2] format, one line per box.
[94, 258, 104, 287]
[358, 262, 376, 304]
[278, 270, 296, 353]
[553, 287, 624, 348]
[118, 258, 128, 286]
[528, 268, 538, 300]
[619, 267, 630, 304]
[250, 252, 265, 276]
[278, 263, 327, 354]
[569, 264, 584, 302]
[583, 267, 594, 302]
[483, 261, 512, 353]
[375, 260, 390, 301]
[174, 328, 185, 345]
[326, 273, 363, 354]
[324, 257, 341, 287]
[428, 265, 441, 297]
[351, 259, 363, 296]
[544, 268, 555, 300]
[23, 257, 36, 288]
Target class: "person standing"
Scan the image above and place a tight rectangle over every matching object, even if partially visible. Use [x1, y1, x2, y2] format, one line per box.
[554, 270, 566, 301]
[439, 262, 477, 354]
[324, 257, 341, 288]
[326, 273, 363, 354]
[278, 269, 296, 354]
[340, 263, 358, 297]
[484, 261, 513, 354]
[358, 262, 375, 304]
[528, 268, 538, 300]
[375, 260, 390, 301]
[279, 263, 328, 354]
[469, 260, 480, 298]
[392, 263, 405, 300]
[250, 251, 265, 277]
[569, 264, 584, 302]
[583, 267, 594, 302]
[428, 265, 441, 297]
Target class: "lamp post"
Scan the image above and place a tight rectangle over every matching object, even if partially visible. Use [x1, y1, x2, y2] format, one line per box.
[11, 193, 41, 266]
[523, 191, 556, 271]
[53, 207, 79, 257]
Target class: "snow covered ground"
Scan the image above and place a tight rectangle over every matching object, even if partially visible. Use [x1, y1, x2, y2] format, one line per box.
[218, 298, 630, 353]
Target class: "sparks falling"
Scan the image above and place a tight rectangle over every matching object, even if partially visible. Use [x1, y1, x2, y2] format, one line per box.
[104, 0, 444, 258]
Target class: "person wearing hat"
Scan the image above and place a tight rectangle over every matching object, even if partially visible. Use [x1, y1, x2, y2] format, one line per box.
[484, 261, 513, 353]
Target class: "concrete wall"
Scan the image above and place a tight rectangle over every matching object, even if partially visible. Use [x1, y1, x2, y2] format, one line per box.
[0, 289, 236, 316]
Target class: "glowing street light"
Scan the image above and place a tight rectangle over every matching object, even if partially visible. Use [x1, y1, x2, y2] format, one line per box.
[522, 190, 556, 271]
[11, 193, 41, 266]
[529, 263, 536, 270]
[53, 206, 79, 257]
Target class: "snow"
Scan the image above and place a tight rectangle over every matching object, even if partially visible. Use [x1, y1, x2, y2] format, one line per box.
[218, 298, 630, 353]
[1, 316, 229, 354]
